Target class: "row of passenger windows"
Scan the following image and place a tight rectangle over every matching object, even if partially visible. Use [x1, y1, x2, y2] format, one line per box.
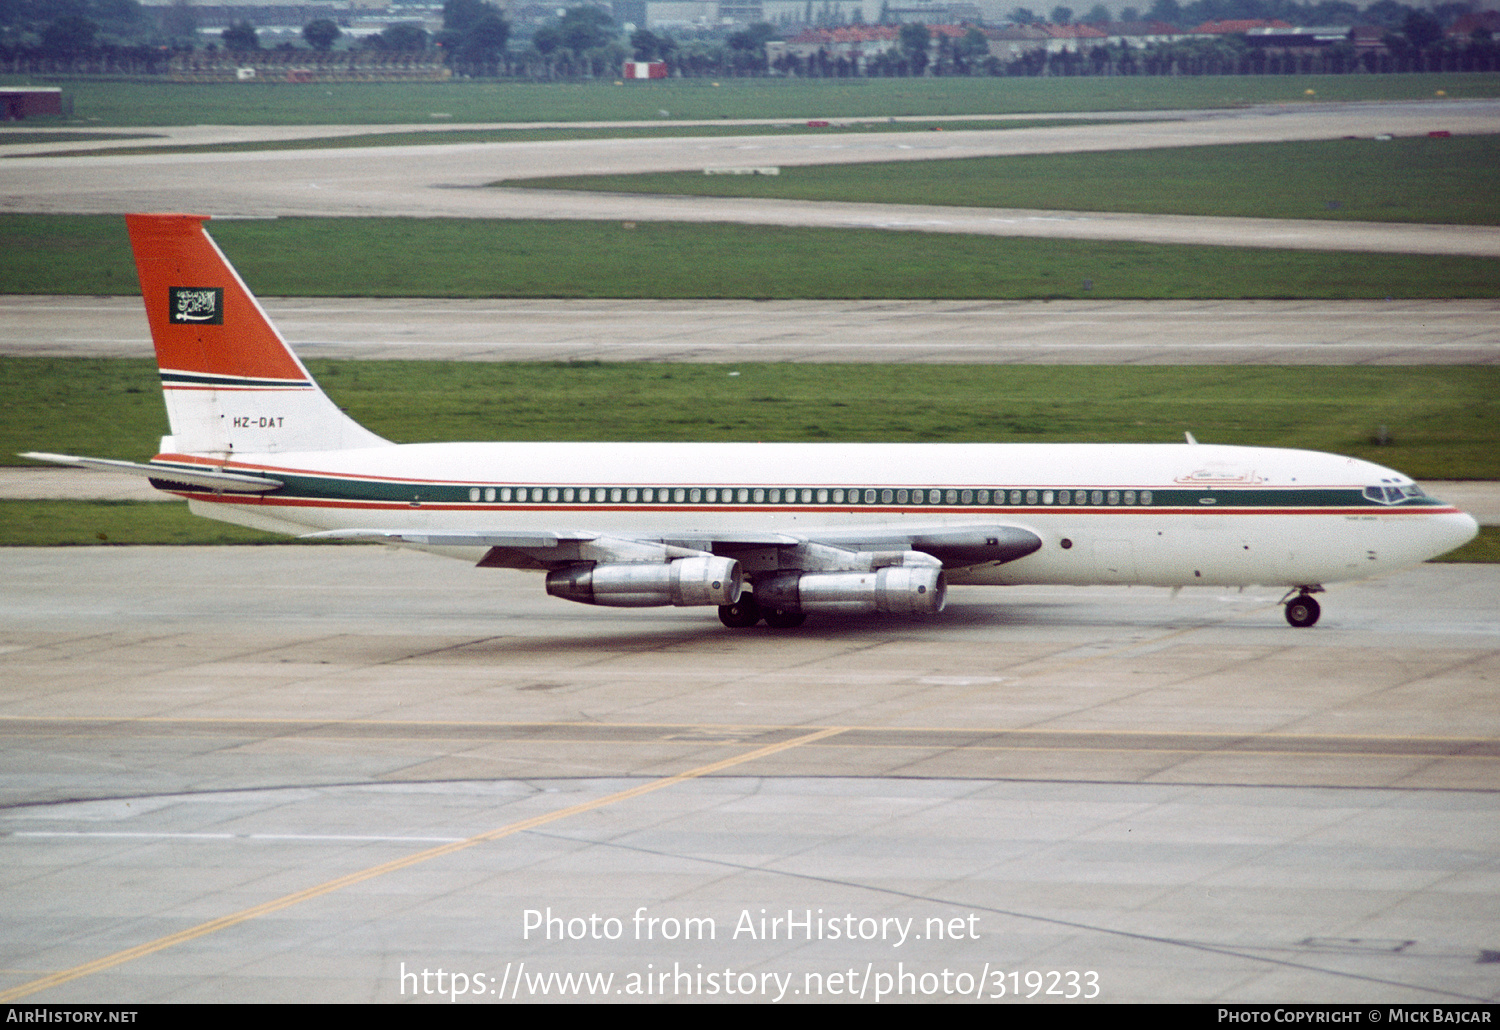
[464, 485, 1156, 506]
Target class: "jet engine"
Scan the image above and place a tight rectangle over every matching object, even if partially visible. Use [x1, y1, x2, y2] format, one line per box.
[546, 555, 742, 608]
[753, 561, 946, 615]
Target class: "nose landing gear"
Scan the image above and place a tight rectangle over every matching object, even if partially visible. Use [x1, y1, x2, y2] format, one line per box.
[1281, 586, 1324, 628]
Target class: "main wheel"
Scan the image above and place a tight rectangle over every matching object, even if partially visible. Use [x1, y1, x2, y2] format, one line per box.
[1285, 594, 1321, 628]
[718, 594, 761, 628]
[762, 608, 807, 629]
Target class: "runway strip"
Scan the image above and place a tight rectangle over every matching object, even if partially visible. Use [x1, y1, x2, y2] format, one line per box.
[7, 296, 1498, 364]
[6, 101, 1498, 254]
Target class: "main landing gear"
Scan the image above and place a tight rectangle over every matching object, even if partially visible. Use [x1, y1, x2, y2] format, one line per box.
[718, 594, 760, 628]
[762, 608, 807, 629]
[1281, 586, 1324, 628]
[717, 593, 807, 629]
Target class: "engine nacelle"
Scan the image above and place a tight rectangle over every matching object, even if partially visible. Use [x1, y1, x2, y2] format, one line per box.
[755, 563, 946, 615]
[547, 556, 742, 608]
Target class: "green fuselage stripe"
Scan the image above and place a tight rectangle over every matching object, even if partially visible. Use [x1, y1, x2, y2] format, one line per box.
[151, 464, 1444, 513]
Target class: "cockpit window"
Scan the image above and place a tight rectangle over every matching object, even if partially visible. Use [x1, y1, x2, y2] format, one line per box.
[1364, 485, 1423, 504]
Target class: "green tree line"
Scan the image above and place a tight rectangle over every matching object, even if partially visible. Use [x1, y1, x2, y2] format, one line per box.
[3, 0, 1496, 79]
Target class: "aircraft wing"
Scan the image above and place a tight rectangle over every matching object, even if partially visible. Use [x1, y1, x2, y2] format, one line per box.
[690, 524, 1043, 568]
[304, 523, 1042, 572]
[307, 529, 571, 549]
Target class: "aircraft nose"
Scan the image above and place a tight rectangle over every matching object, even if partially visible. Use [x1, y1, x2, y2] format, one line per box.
[1431, 510, 1480, 559]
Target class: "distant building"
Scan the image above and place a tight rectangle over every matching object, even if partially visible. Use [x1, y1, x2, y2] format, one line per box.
[988, 21, 1123, 57]
[781, 23, 900, 60]
[1096, 20, 1182, 46]
[983, 18, 1192, 62]
[168, 47, 448, 79]
[136, 0, 456, 44]
[1, 87, 65, 120]
[985, 23, 1047, 59]
[639, 0, 882, 29]
[1447, 11, 1500, 38]
[1244, 25, 1355, 55]
[637, 0, 712, 30]
[623, 59, 669, 76]
[510, 3, 564, 22]
[1039, 21, 1105, 51]
[1189, 18, 1292, 35]
[760, 0, 884, 27]
[136, 0, 360, 31]
[882, 3, 974, 23]
[1043, 22, 1104, 42]
[719, 0, 764, 24]
[777, 22, 995, 72]
[1348, 24, 1388, 54]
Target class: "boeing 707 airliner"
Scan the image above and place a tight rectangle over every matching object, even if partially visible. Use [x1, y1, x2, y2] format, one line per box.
[25, 214, 1478, 629]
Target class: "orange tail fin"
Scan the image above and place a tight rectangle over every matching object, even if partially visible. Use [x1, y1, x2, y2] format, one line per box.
[126, 214, 388, 457]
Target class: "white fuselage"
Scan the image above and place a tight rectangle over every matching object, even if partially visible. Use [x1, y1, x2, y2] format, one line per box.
[171, 440, 1478, 590]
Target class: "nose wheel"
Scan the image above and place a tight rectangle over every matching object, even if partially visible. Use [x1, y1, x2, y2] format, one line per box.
[1281, 588, 1323, 628]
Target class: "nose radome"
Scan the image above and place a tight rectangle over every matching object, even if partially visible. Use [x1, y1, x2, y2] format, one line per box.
[1431, 511, 1480, 560]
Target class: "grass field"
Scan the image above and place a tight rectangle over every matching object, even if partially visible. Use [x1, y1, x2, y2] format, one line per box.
[513, 134, 1500, 226]
[1429, 525, 1500, 563]
[3, 215, 1496, 300]
[6, 358, 1496, 480]
[3, 74, 1496, 126]
[0, 499, 289, 546]
[0, 130, 160, 146]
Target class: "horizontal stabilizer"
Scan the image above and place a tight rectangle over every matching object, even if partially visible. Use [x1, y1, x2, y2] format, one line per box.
[20, 452, 283, 494]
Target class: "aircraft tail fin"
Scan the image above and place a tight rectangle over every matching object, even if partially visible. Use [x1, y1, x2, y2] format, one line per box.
[126, 213, 390, 457]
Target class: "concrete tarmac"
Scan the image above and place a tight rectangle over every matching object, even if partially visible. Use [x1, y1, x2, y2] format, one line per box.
[1, 547, 1496, 1003]
[0, 109, 1193, 157]
[6, 295, 1500, 365]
